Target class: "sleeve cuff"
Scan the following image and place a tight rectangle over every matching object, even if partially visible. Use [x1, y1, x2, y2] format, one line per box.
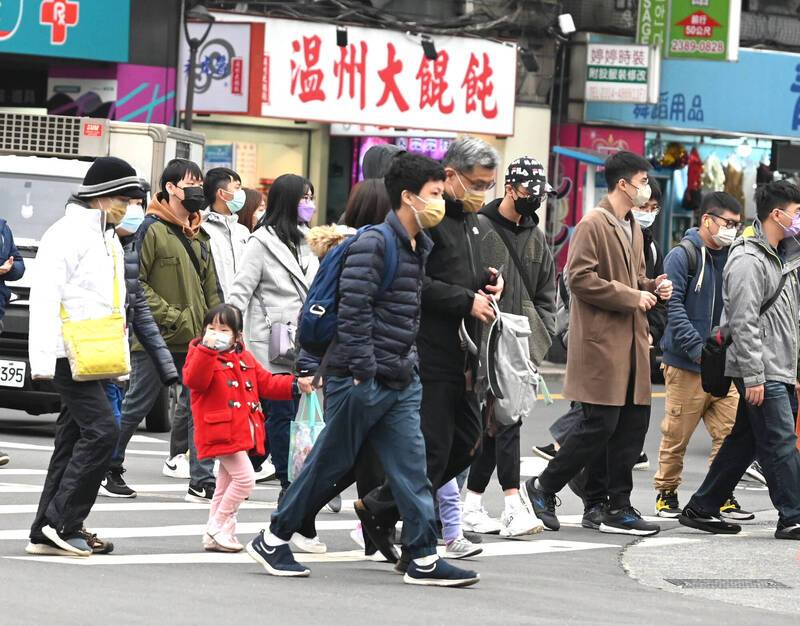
[687, 344, 704, 362]
[743, 374, 765, 387]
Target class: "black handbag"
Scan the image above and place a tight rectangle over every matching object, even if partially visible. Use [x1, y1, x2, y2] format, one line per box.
[701, 273, 787, 397]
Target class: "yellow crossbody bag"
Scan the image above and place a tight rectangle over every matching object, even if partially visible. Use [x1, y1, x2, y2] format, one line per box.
[60, 244, 130, 381]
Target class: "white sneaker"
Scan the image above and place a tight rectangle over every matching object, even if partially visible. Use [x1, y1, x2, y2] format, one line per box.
[462, 506, 502, 534]
[254, 460, 277, 483]
[500, 504, 544, 537]
[444, 536, 483, 559]
[204, 518, 243, 552]
[162, 454, 190, 479]
[744, 461, 767, 485]
[290, 533, 327, 554]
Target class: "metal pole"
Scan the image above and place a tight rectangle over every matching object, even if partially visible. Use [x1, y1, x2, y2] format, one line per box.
[185, 42, 197, 131]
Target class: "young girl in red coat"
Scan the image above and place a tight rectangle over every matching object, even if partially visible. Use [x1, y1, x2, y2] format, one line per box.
[184, 303, 314, 552]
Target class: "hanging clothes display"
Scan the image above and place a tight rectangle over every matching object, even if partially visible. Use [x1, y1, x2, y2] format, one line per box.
[724, 158, 745, 208]
[702, 153, 725, 191]
[683, 147, 703, 213]
[741, 163, 757, 220]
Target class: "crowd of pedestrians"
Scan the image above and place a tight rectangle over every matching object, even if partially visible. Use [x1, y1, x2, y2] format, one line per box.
[10, 135, 800, 585]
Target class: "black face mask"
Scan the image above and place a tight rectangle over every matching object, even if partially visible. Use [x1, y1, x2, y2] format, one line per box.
[178, 186, 205, 213]
[513, 194, 542, 217]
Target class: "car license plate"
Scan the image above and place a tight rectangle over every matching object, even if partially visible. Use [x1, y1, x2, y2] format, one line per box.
[0, 360, 26, 388]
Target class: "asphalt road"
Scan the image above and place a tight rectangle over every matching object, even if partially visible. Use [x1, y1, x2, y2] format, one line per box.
[0, 380, 798, 625]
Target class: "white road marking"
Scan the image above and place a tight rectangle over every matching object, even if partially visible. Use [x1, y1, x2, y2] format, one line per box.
[0, 441, 166, 457]
[519, 456, 549, 477]
[0, 469, 48, 475]
[0, 501, 274, 515]
[0, 482, 279, 494]
[129, 435, 168, 444]
[4, 538, 618, 566]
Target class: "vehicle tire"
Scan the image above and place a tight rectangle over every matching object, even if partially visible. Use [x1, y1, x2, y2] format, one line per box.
[145, 385, 173, 432]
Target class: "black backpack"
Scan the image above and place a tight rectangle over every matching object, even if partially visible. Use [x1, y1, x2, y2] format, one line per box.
[701, 273, 788, 397]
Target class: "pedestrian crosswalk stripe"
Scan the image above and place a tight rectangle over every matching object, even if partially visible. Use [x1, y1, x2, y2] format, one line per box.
[0, 469, 48, 475]
[0, 441, 167, 457]
[4, 538, 618, 566]
[0, 501, 274, 515]
[129, 435, 168, 444]
[0, 482, 280, 494]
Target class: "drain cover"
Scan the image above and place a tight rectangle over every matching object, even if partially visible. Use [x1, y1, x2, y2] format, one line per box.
[666, 578, 790, 589]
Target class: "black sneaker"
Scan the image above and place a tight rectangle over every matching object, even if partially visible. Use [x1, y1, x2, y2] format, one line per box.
[678, 504, 741, 534]
[246, 530, 310, 577]
[744, 460, 767, 485]
[719, 495, 755, 520]
[775, 520, 800, 540]
[519, 478, 560, 531]
[99, 469, 136, 498]
[655, 489, 682, 518]
[354, 499, 400, 563]
[531, 443, 557, 461]
[403, 558, 480, 587]
[185, 483, 215, 503]
[0, 450, 9, 466]
[599, 507, 660, 536]
[582, 502, 607, 530]
[634, 452, 650, 470]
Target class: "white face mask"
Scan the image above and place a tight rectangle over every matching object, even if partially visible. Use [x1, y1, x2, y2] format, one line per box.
[712, 226, 737, 247]
[632, 209, 657, 229]
[625, 181, 651, 206]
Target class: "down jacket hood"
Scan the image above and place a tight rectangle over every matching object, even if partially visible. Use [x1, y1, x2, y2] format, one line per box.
[305, 224, 357, 258]
[146, 192, 202, 239]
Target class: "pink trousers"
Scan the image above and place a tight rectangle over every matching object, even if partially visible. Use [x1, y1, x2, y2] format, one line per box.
[209, 451, 255, 527]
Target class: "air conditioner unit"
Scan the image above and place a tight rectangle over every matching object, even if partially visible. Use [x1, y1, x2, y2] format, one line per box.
[0, 113, 110, 158]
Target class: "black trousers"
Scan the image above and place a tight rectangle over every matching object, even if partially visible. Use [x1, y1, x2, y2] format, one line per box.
[467, 421, 522, 493]
[362, 378, 482, 523]
[538, 381, 649, 510]
[30, 359, 119, 538]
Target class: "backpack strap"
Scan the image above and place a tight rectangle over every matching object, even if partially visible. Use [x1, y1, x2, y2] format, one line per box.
[677, 239, 698, 280]
[760, 272, 788, 315]
[479, 215, 537, 304]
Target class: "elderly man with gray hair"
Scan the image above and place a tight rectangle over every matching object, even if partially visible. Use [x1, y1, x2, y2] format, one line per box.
[357, 135, 505, 569]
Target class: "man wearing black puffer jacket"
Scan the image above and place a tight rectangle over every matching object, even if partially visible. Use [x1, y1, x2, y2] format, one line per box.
[99, 196, 179, 499]
[247, 153, 480, 587]
[359, 135, 503, 565]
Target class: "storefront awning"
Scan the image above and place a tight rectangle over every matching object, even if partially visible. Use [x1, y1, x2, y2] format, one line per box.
[552, 146, 607, 166]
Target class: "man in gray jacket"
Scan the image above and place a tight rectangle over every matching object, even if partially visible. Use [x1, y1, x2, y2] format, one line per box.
[679, 180, 800, 539]
[202, 167, 250, 299]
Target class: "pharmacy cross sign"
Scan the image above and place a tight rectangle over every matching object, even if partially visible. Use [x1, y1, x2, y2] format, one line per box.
[676, 11, 722, 38]
[40, 0, 79, 45]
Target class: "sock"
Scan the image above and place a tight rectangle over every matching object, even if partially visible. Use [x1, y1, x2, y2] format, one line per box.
[464, 491, 482, 511]
[413, 554, 439, 566]
[263, 531, 289, 547]
[505, 493, 522, 511]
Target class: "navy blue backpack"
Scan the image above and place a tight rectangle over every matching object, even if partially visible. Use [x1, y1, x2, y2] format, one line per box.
[298, 222, 398, 357]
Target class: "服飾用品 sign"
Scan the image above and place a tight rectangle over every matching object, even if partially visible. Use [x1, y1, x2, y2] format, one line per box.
[260, 17, 518, 136]
[585, 43, 660, 104]
[637, 0, 741, 61]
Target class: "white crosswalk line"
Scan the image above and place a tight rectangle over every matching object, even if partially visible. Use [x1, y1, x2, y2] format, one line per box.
[0, 469, 48, 475]
[0, 441, 166, 457]
[0, 482, 280, 494]
[5, 538, 618, 566]
[519, 456, 549, 477]
[129, 435, 168, 444]
[0, 501, 274, 515]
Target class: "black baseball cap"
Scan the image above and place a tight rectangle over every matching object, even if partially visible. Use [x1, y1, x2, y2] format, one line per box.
[505, 157, 554, 196]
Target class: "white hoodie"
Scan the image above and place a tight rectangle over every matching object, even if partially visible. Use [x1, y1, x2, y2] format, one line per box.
[200, 208, 250, 300]
[28, 201, 127, 378]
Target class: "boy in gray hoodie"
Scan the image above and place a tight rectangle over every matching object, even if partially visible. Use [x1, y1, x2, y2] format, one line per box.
[679, 180, 800, 539]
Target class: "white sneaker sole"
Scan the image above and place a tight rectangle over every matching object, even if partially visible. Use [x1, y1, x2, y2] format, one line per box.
[98, 485, 137, 499]
[599, 522, 660, 536]
[203, 533, 242, 553]
[499, 523, 545, 538]
[403, 573, 480, 587]
[461, 522, 501, 535]
[290, 533, 327, 554]
[530, 447, 555, 461]
[185, 494, 212, 504]
[163, 467, 190, 479]
[633, 461, 650, 470]
[720, 510, 755, 521]
[41, 525, 91, 556]
[744, 468, 767, 485]
[655, 509, 682, 519]
[444, 546, 483, 559]
[25, 541, 79, 557]
[246, 540, 310, 577]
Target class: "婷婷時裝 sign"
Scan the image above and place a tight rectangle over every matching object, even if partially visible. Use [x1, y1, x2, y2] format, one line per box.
[585, 43, 660, 104]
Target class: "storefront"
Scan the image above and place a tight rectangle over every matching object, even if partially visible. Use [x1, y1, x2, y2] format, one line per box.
[552, 40, 800, 271]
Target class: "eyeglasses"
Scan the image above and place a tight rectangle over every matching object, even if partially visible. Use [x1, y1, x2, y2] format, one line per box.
[301, 193, 314, 202]
[708, 213, 743, 232]
[459, 171, 496, 192]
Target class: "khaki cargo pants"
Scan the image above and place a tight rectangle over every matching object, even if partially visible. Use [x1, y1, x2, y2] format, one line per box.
[653, 364, 739, 491]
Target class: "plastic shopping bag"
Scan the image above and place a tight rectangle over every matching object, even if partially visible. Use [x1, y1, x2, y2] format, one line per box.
[288, 391, 325, 482]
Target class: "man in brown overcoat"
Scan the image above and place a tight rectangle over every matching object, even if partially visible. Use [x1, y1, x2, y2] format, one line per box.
[520, 151, 673, 536]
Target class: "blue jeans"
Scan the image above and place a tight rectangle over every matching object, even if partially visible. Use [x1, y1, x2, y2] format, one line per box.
[265, 398, 299, 488]
[689, 380, 800, 524]
[104, 383, 124, 458]
[270, 375, 438, 559]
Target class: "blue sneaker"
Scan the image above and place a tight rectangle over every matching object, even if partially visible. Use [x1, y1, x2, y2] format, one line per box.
[403, 558, 480, 587]
[520, 478, 560, 531]
[246, 530, 310, 577]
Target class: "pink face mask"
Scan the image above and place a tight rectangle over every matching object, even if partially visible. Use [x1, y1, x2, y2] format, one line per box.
[779, 210, 800, 239]
[298, 200, 316, 223]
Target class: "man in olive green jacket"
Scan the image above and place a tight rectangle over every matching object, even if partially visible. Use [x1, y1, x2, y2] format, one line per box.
[104, 159, 222, 503]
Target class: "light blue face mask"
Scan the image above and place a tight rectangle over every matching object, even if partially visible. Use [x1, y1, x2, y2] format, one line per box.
[222, 188, 246, 214]
[118, 203, 145, 233]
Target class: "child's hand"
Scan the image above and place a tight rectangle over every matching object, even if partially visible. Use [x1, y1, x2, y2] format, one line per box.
[202, 329, 217, 348]
[297, 376, 316, 394]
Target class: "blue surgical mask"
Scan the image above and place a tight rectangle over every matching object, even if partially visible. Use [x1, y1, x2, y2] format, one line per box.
[118, 203, 145, 233]
[632, 208, 657, 230]
[222, 188, 246, 214]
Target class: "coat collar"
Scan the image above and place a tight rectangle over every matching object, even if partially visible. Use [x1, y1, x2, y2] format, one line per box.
[595, 195, 636, 271]
[65, 199, 105, 234]
[252, 227, 311, 289]
[385, 209, 433, 257]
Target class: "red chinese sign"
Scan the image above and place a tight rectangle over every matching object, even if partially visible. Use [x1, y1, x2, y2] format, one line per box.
[676, 11, 722, 38]
[262, 17, 517, 135]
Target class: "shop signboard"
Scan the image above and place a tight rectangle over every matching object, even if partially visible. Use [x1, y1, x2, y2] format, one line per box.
[259, 17, 517, 135]
[177, 22, 251, 114]
[585, 48, 800, 138]
[636, 0, 741, 61]
[0, 0, 130, 62]
[585, 43, 660, 104]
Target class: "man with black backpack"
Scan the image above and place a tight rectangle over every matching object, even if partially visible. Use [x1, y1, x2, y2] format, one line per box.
[655, 192, 752, 520]
[461, 157, 555, 537]
[679, 180, 800, 539]
[247, 153, 480, 586]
